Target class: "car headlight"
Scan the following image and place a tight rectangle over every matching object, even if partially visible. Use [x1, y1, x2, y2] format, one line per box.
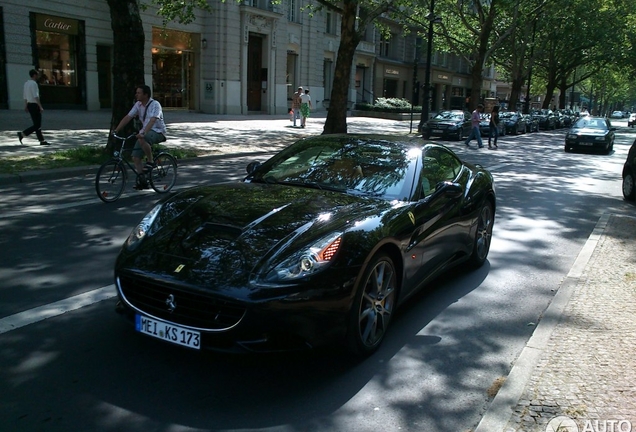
[125, 204, 162, 250]
[265, 232, 343, 281]
[595, 136, 606, 141]
[567, 133, 578, 139]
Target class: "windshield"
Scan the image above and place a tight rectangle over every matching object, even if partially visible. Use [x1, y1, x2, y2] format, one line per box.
[249, 136, 419, 200]
[434, 111, 464, 121]
[573, 117, 607, 129]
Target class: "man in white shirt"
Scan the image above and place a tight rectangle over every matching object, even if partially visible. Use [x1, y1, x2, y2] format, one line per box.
[18, 69, 49, 145]
[113, 85, 167, 189]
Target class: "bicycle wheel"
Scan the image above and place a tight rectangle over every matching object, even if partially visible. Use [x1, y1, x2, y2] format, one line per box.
[149, 153, 177, 194]
[96, 159, 127, 203]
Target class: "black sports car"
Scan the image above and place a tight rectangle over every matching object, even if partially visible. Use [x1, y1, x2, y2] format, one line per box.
[564, 116, 615, 154]
[421, 110, 472, 140]
[114, 135, 496, 356]
[622, 138, 636, 201]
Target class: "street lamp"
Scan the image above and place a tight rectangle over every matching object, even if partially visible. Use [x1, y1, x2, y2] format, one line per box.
[418, 0, 441, 133]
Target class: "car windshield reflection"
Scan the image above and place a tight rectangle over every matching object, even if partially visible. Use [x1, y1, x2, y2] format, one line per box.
[250, 137, 418, 200]
[574, 118, 606, 129]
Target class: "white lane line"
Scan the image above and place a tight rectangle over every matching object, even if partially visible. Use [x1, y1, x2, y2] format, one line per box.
[0, 198, 97, 219]
[0, 285, 116, 335]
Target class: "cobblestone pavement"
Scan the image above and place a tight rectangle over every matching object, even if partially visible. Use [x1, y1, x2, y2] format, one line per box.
[502, 214, 636, 432]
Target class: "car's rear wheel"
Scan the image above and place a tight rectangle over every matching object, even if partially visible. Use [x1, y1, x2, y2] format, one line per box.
[623, 169, 636, 201]
[468, 200, 494, 268]
[347, 253, 397, 356]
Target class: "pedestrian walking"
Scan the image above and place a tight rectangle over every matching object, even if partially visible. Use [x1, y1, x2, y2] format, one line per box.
[291, 87, 303, 127]
[18, 69, 49, 146]
[300, 89, 312, 128]
[464, 104, 484, 149]
[488, 105, 500, 149]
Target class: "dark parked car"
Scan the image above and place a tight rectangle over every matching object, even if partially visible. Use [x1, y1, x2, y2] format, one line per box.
[522, 114, 540, 132]
[622, 139, 636, 201]
[534, 109, 557, 130]
[557, 109, 575, 128]
[114, 135, 496, 356]
[499, 111, 527, 135]
[564, 116, 616, 154]
[421, 110, 472, 140]
[479, 113, 506, 137]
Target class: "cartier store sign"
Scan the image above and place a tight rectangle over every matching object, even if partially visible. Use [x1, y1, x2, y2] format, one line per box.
[35, 14, 79, 35]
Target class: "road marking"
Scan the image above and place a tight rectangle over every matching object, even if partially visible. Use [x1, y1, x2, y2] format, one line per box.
[0, 198, 97, 219]
[0, 285, 116, 335]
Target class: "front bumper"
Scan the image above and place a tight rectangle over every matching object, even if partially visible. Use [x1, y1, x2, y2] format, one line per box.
[114, 267, 361, 353]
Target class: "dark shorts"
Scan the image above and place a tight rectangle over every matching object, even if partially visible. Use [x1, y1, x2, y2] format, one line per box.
[131, 130, 166, 159]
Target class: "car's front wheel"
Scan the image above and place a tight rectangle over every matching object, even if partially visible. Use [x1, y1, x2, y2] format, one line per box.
[347, 253, 397, 356]
[623, 169, 636, 201]
[468, 200, 494, 268]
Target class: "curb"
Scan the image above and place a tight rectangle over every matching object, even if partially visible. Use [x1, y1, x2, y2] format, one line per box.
[474, 213, 611, 432]
[0, 150, 276, 186]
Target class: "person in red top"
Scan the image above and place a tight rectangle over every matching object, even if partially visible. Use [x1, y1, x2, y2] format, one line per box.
[464, 104, 484, 149]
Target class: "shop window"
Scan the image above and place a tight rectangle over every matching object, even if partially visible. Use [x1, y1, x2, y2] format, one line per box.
[32, 14, 83, 106]
[37, 32, 76, 87]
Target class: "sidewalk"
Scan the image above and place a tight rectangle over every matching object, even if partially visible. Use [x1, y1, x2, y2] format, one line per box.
[0, 109, 416, 184]
[476, 213, 636, 432]
[2, 109, 636, 431]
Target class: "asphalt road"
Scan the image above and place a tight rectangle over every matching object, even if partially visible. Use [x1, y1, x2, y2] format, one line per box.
[0, 123, 634, 432]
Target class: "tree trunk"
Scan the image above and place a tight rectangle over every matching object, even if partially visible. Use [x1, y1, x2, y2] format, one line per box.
[322, 0, 359, 135]
[106, 0, 145, 152]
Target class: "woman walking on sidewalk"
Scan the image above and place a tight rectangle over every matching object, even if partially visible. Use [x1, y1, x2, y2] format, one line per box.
[299, 89, 313, 128]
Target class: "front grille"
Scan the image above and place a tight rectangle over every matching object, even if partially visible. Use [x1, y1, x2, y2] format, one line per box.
[118, 274, 246, 331]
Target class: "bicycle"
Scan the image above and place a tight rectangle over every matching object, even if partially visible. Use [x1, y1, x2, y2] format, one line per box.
[95, 133, 178, 203]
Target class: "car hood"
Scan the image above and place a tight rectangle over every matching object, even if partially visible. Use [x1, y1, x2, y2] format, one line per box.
[426, 118, 463, 126]
[117, 183, 394, 295]
[569, 127, 608, 135]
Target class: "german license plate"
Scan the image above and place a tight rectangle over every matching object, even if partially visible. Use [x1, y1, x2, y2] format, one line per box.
[579, 142, 593, 146]
[135, 314, 201, 349]
[433, 129, 443, 133]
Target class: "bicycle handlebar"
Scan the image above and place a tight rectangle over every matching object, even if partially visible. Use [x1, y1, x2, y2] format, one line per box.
[111, 132, 137, 141]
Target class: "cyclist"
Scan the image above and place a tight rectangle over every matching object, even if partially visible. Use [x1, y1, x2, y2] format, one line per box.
[113, 84, 166, 189]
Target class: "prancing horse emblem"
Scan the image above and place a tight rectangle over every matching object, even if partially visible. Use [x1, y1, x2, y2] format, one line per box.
[165, 294, 177, 313]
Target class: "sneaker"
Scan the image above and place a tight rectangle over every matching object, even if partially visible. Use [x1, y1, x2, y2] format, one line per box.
[39, 141, 50, 146]
[17, 132, 23, 144]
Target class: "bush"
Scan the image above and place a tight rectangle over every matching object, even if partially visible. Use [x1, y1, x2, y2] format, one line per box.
[355, 98, 421, 113]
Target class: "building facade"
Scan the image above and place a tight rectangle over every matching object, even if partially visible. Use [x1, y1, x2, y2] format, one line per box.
[0, 0, 495, 115]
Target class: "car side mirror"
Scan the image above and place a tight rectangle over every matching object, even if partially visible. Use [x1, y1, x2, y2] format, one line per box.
[435, 181, 463, 197]
[246, 161, 262, 174]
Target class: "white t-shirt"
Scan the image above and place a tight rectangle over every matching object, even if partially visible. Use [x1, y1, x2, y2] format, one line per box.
[127, 98, 167, 134]
[23, 79, 40, 103]
[300, 93, 311, 105]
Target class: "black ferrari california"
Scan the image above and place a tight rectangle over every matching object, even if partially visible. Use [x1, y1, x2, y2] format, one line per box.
[114, 135, 496, 356]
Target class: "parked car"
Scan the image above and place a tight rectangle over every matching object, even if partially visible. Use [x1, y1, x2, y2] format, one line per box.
[421, 110, 472, 140]
[628, 113, 636, 128]
[622, 138, 636, 201]
[114, 135, 496, 355]
[499, 111, 527, 135]
[522, 113, 540, 132]
[611, 111, 624, 119]
[479, 114, 506, 137]
[564, 116, 616, 154]
[558, 109, 575, 128]
[534, 109, 557, 130]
